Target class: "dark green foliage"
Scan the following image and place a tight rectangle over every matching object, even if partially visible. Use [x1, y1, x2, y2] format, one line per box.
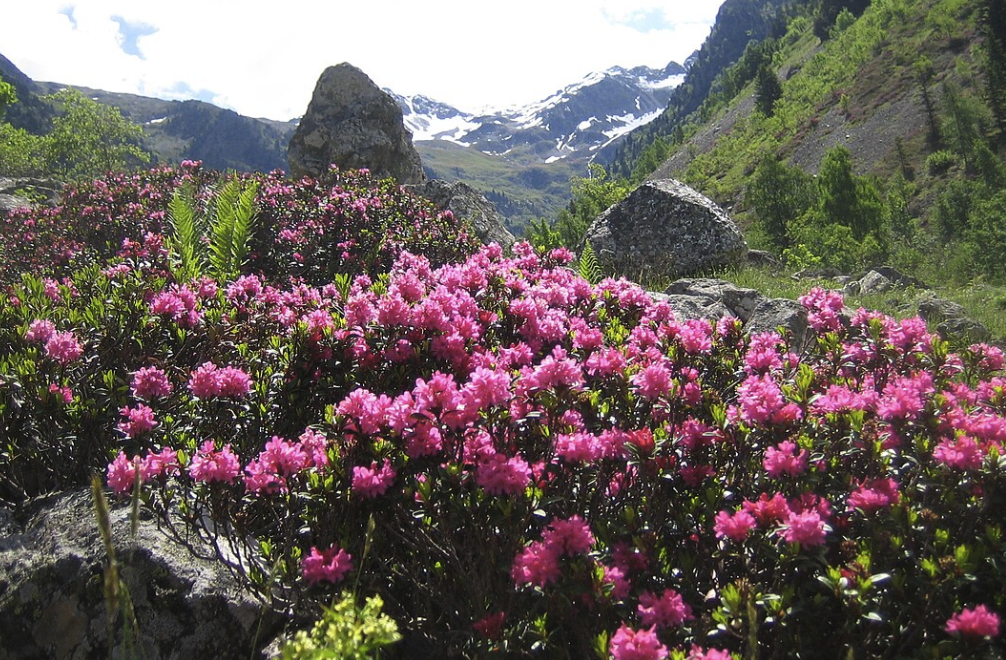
[745, 157, 815, 249]
[979, 0, 1006, 136]
[551, 165, 631, 249]
[813, 0, 870, 40]
[754, 63, 784, 116]
[816, 146, 885, 242]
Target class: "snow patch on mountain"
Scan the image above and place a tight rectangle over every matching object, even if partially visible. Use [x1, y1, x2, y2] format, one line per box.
[389, 59, 685, 165]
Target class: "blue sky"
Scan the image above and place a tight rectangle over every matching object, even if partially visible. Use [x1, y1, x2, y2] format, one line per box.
[3, 1, 726, 120]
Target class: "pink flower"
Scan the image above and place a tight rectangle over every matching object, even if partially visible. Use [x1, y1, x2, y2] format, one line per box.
[44, 331, 83, 364]
[743, 492, 791, 526]
[511, 541, 561, 588]
[686, 645, 733, 660]
[117, 404, 158, 438]
[736, 374, 802, 426]
[25, 319, 56, 344]
[799, 287, 844, 332]
[637, 588, 693, 629]
[188, 440, 240, 484]
[780, 509, 827, 547]
[542, 515, 594, 556]
[945, 604, 1000, 639]
[554, 431, 601, 463]
[763, 440, 808, 478]
[632, 363, 673, 400]
[351, 459, 397, 498]
[107, 452, 140, 495]
[847, 477, 900, 513]
[462, 366, 512, 411]
[217, 366, 253, 398]
[933, 435, 984, 471]
[48, 383, 73, 404]
[877, 373, 933, 422]
[131, 366, 173, 399]
[714, 509, 757, 542]
[609, 624, 668, 660]
[477, 453, 531, 496]
[188, 362, 221, 398]
[302, 545, 354, 585]
[298, 428, 330, 468]
[601, 564, 631, 600]
[187, 363, 253, 399]
[140, 447, 180, 479]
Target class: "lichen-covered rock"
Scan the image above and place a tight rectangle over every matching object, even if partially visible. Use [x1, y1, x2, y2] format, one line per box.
[0, 490, 283, 660]
[746, 298, 810, 349]
[665, 278, 766, 322]
[582, 179, 747, 281]
[0, 177, 62, 214]
[917, 295, 990, 344]
[288, 63, 426, 184]
[408, 179, 515, 249]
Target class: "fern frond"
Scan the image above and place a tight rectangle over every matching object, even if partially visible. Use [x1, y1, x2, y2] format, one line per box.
[168, 182, 203, 281]
[209, 179, 240, 280]
[578, 240, 603, 285]
[229, 181, 260, 276]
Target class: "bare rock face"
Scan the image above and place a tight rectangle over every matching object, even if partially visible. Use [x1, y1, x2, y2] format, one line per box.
[583, 179, 747, 281]
[408, 179, 515, 249]
[288, 63, 426, 184]
[0, 491, 282, 660]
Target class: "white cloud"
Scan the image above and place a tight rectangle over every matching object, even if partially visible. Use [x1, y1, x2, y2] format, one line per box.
[1, 0, 724, 120]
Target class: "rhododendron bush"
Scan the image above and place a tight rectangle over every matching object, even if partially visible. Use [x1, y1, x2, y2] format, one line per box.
[2, 168, 1005, 658]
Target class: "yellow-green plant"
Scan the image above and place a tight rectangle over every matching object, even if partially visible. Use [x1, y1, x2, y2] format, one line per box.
[280, 593, 401, 660]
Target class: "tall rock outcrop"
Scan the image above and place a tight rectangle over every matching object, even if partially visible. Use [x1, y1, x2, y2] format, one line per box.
[288, 63, 426, 184]
[583, 179, 747, 281]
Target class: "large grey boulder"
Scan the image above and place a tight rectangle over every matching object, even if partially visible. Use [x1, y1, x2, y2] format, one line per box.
[288, 63, 426, 184]
[582, 179, 747, 281]
[0, 491, 282, 660]
[917, 294, 990, 344]
[408, 179, 515, 249]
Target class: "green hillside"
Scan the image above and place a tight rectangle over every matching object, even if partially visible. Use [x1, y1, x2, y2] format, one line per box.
[625, 0, 1005, 287]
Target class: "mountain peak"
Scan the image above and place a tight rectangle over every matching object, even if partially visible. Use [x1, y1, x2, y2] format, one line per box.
[392, 60, 685, 165]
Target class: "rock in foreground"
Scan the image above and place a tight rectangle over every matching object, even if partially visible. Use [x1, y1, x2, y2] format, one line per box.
[0, 491, 281, 660]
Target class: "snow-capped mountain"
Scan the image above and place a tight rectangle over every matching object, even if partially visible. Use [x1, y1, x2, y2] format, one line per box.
[388, 61, 686, 166]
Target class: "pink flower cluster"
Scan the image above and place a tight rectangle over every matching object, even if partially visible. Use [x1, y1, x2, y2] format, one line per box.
[131, 366, 173, 399]
[188, 440, 241, 484]
[188, 362, 253, 399]
[351, 459, 396, 498]
[106, 447, 180, 494]
[945, 604, 1000, 640]
[609, 624, 668, 660]
[302, 544, 354, 585]
[512, 516, 594, 588]
[118, 404, 157, 438]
